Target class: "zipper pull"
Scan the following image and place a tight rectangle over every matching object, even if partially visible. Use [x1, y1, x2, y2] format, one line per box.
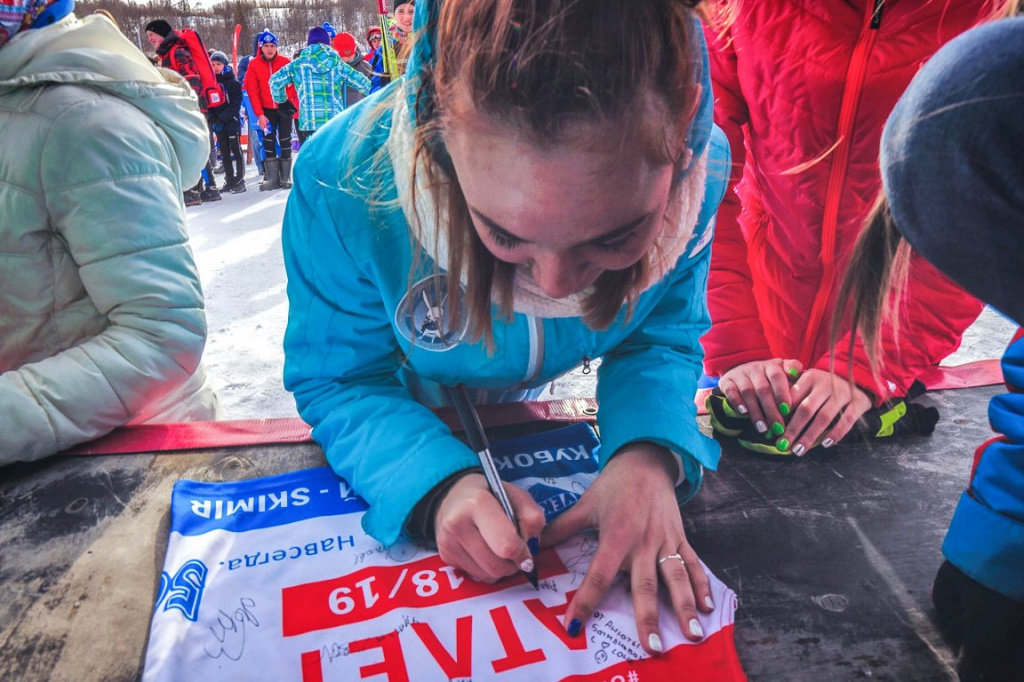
[581, 356, 592, 375]
[870, 0, 884, 29]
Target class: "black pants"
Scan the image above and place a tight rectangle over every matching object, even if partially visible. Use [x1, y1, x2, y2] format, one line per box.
[215, 129, 245, 187]
[297, 129, 314, 145]
[262, 108, 293, 160]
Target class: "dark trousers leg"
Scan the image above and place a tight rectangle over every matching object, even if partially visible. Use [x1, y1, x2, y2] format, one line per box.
[297, 129, 313, 145]
[215, 130, 243, 186]
[262, 109, 280, 160]
[277, 110, 294, 160]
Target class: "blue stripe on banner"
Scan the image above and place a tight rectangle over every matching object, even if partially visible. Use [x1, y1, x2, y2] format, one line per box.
[490, 422, 602, 523]
[490, 422, 601, 483]
[171, 467, 367, 536]
[170, 424, 601, 536]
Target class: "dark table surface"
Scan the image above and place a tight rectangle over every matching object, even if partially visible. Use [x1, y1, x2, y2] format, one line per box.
[0, 386, 998, 681]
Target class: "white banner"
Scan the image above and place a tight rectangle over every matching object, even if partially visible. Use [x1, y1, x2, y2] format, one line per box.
[143, 424, 744, 681]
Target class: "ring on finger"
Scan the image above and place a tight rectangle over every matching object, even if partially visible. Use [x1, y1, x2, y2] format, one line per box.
[657, 553, 685, 566]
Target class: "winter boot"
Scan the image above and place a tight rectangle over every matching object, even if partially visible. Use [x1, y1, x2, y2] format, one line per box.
[200, 185, 222, 202]
[279, 157, 293, 190]
[230, 179, 247, 194]
[260, 158, 282, 191]
[183, 189, 202, 207]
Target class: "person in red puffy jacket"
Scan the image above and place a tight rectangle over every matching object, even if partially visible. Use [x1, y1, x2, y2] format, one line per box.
[701, 0, 1000, 457]
[243, 29, 300, 190]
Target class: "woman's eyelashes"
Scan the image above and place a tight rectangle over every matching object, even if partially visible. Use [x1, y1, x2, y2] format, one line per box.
[485, 227, 640, 253]
[487, 227, 521, 250]
[593, 231, 639, 253]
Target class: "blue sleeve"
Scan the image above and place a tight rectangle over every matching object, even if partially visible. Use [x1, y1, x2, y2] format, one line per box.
[281, 149, 479, 547]
[370, 48, 384, 93]
[594, 126, 730, 506]
[943, 333, 1024, 600]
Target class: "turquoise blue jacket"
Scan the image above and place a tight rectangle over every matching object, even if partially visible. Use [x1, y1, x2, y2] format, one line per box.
[282, 6, 729, 546]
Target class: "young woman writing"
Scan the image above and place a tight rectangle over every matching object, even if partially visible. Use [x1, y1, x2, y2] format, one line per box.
[283, 0, 728, 654]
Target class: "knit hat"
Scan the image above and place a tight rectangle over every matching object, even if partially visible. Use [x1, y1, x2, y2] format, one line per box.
[881, 19, 1024, 327]
[332, 32, 357, 60]
[365, 26, 382, 43]
[393, 0, 412, 9]
[321, 21, 336, 39]
[144, 19, 172, 38]
[210, 50, 229, 66]
[306, 25, 329, 46]
[0, 0, 73, 48]
[256, 28, 277, 47]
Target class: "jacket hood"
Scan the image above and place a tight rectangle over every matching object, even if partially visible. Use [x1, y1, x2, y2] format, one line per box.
[299, 42, 341, 72]
[404, 0, 714, 178]
[154, 29, 181, 57]
[0, 14, 208, 180]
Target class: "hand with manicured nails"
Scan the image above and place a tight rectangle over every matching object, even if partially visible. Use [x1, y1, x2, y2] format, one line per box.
[718, 359, 804, 444]
[710, 383, 939, 456]
[433, 473, 545, 584]
[718, 362, 875, 455]
[778, 369, 872, 455]
[541, 443, 714, 656]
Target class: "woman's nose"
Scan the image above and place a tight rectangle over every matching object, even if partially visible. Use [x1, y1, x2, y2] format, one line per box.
[530, 252, 588, 299]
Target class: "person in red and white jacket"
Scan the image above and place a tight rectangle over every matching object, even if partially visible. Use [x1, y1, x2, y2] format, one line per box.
[243, 29, 299, 191]
[700, 1, 998, 457]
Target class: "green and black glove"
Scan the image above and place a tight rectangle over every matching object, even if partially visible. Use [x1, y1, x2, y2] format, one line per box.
[706, 381, 940, 456]
[847, 381, 940, 442]
[706, 388, 786, 456]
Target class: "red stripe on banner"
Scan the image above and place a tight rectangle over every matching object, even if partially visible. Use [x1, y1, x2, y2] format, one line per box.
[561, 627, 747, 682]
[282, 550, 569, 636]
[300, 649, 323, 682]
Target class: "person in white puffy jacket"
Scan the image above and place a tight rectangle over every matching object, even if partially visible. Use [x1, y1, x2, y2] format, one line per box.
[0, 0, 221, 464]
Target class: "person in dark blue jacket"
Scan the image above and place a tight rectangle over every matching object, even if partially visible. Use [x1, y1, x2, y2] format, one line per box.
[283, 0, 728, 657]
[841, 14, 1024, 680]
[209, 51, 245, 192]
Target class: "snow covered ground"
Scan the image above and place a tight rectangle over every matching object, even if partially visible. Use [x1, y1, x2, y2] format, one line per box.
[187, 160, 1018, 421]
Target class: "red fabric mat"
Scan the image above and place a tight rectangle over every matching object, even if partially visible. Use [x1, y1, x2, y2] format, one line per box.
[63, 398, 600, 456]
[63, 361, 1003, 456]
[920, 359, 1003, 390]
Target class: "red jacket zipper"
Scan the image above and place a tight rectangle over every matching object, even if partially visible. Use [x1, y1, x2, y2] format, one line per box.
[797, 0, 884, 365]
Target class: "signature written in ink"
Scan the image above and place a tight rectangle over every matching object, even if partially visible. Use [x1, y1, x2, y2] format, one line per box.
[205, 597, 259, 661]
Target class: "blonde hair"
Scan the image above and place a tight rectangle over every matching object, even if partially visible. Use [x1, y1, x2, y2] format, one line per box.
[832, 194, 913, 386]
[405, 0, 705, 347]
